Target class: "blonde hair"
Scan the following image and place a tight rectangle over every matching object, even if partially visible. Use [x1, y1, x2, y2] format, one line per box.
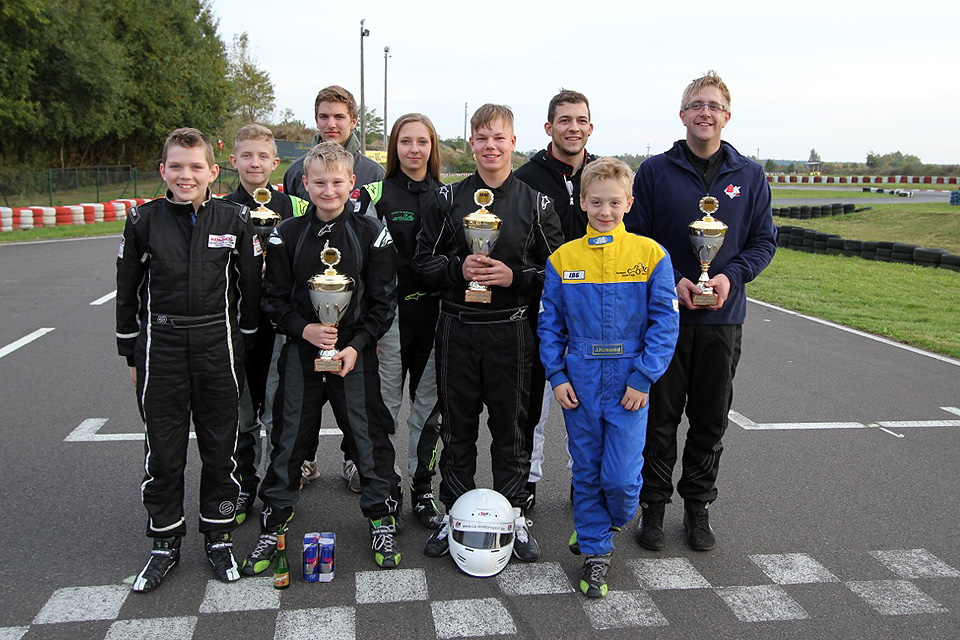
[162, 127, 214, 166]
[234, 123, 277, 155]
[470, 103, 514, 134]
[681, 70, 731, 110]
[581, 157, 633, 200]
[303, 141, 354, 177]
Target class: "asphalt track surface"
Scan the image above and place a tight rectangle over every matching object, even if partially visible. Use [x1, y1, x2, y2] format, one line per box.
[1, 236, 958, 639]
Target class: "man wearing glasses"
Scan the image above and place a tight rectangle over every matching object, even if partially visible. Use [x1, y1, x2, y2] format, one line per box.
[624, 70, 777, 552]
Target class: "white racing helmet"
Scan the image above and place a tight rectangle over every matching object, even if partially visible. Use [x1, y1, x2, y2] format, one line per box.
[448, 488, 515, 577]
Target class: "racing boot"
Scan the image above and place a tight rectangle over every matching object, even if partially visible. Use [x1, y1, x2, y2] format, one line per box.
[683, 500, 715, 551]
[205, 532, 240, 583]
[635, 501, 666, 551]
[131, 536, 181, 593]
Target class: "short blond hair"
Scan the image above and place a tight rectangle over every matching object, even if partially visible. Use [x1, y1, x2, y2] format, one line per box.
[470, 103, 514, 134]
[581, 157, 633, 200]
[681, 70, 731, 110]
[302, 141, 354, 178]
[162, 127, 214, 166]
[234, 123, 277, 155]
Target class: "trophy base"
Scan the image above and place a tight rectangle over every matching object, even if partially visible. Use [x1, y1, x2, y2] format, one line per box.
[465, 288, 492, 303]
[692, 292, 718, 306]
[314, 358, 342, 372]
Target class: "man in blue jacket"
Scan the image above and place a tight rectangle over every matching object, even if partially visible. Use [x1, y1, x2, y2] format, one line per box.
[624, 70, 777, 552]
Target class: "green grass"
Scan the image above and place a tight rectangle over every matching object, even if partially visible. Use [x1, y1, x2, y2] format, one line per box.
[0, 220, 125, 242]
[776, 203, 960, 253]
[748, 248, 960, 359]
[771, 187, 897, 199]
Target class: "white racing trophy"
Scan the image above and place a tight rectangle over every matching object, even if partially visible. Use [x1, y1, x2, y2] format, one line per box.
[462, 188, 502, 304]
[307, 242, 354, 372]
[688, 196, 728, 307]
[250, 187, 282, 240]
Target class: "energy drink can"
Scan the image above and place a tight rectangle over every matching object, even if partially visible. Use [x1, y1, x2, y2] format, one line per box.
[319, 532, 335, 582]
[302, 532, 320, 583]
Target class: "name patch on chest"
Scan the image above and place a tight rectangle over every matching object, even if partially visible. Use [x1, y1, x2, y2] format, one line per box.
[208, 234, 237, 248]
[563, 270, 586, 280]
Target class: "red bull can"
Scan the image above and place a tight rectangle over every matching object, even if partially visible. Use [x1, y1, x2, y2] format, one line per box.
[319, 532, 335, 582]
[302, 533, 320, 583]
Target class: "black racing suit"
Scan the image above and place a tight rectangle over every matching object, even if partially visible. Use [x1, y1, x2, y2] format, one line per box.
[282, 132, 385, 202]
[413, 172, 563, 510]
[258, 204, 399, 528]
[515, 145, 598, 486]
[223, 185, 309, 496]
[357, 172, 444, 493]
[116, 192, 262, 538]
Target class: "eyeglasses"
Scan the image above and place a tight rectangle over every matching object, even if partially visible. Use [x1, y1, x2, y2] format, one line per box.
[683, 101, 727, 113]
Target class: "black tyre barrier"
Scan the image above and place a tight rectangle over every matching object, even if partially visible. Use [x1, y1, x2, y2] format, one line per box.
[842, 239, 862, 257]
[800, 205, 811, 219]
[775, 226, 956, 271]
[810, 205, 822, 218]
[940, 254, 960, 272]
[772, 206, 780, 217]
[831, 203, 844, 215]
[843, 203, 856, 213]
[913, 247, 948, 267]
[790, 206, 801, 218]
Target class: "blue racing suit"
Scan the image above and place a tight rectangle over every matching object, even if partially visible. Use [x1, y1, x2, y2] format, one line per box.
[539, 222, 679, 555]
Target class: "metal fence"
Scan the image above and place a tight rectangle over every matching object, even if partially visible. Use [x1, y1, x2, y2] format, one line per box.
[0, 165, 242, 208]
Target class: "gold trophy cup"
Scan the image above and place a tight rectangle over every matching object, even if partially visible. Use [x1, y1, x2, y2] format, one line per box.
[462, 188, 502, 304]
[307, 242, 354, 372]
[250, 187, 282, 239]
[689, 196, 728, 307]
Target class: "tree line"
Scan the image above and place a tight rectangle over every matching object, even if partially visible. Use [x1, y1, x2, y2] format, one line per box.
[1, 0, 231, 168]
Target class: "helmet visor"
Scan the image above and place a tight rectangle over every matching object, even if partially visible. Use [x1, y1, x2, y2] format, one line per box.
[452, 529, 514, 550]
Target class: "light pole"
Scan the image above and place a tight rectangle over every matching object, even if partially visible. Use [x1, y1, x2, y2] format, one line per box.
[383, 46, 390, 151]
[359, 19, 370, 153]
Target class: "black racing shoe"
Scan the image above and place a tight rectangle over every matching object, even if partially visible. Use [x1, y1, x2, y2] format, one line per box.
[512, 509, 540, 562]
[235, 491, 255, 526]
[241, 531, 277, 576]
[423, 516, 450, 557]
[524, 481, 537, 512]
[683, 500, 716, 551]
[568, 530, 581, 555]
[205, 532, 240, 583]
[370, 515, 401, 568]
[413, 489, 444, 529]
[579, 554, 612, 599]
[635, 501, 666, 551]
[131, 536, 181, 593]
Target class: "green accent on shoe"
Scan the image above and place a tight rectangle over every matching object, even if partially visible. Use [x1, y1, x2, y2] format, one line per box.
[568, 530, 581, 555]
[580, 578, 608, 598]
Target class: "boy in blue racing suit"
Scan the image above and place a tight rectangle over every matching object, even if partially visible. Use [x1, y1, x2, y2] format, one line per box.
[539, 158, 678, 598]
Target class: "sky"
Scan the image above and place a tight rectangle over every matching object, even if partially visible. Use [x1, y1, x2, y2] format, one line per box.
[208, 0, 959, 165]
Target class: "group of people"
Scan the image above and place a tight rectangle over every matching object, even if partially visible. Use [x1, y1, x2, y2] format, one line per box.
[115, 70, 777, 599]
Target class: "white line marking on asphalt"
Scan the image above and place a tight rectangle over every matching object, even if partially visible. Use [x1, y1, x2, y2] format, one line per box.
[878, 419, 960, 428]
[583, 590, 668, 629]
[0, 328, 54, 359]
[845, 580, 947, 615]
[496, 562, 574, 596]
[629, 557, 711, 590]
[749, 553, 839, 584]
[0, 626, 29, 640]
[105, 617, 197, 640]
[90, 290, 116, 305]
[33, 585, 128, 624]
[749, 298, 960, 368]
[274, 607, 355, 640]
[943, 407, 960, 417]
[877, 426, 905, 438]
[714, 585, 810, 622]
[729, 410, 865, 431]
[355, 568, 428, 604]
[871, 549, 960, 579]
[431, 597, 516, 639]
[64, 418, 339, 442]
[199, 577, 278, 613]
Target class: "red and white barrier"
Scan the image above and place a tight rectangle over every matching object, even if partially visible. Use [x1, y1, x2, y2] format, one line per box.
[767, 174, 960, 185]
[1, 197, 151, 232]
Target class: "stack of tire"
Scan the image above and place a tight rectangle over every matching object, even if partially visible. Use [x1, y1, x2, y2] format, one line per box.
[774, 224, 960, 271]
[772, 203, 856, 219]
